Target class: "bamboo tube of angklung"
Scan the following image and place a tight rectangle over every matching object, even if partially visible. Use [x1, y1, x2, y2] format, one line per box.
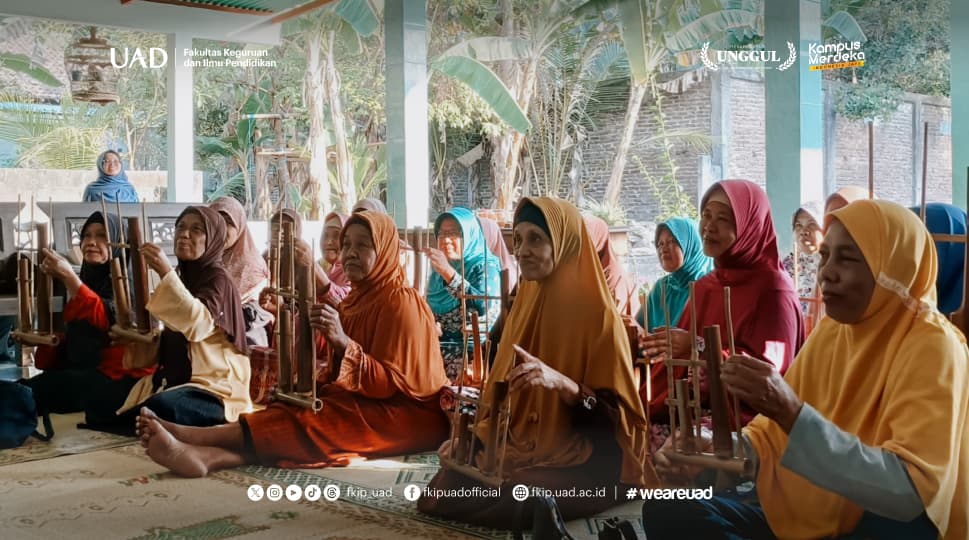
[471, 310, 483, 386]
[296, 263, 315, 394]
[127, 217, 151, 331]
[666, 452, 749, 476]
[689, 282, 701, 441]
[111, 258, 132, 328]
[17, 257, 31, 332]
[414, 226, 425, 294]
[35, 223, 51, 334]
[723, 287, 743, 460]
[483, 380, 508, 474]
[278, 307, 294, 393]
[704, 325, 732, 458]
[274, 391, 322, 412]
[661, 281, 677, 452]
[675, 379, 694, 452]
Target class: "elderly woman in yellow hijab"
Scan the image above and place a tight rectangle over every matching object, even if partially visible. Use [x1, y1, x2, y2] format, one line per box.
[645, 200, 968, 539]
[418, 197, 657, 530]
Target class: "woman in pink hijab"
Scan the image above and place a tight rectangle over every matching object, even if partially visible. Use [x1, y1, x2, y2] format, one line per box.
[317, 212, 351, 304]
[583, 215, 640, 318]
[477, 216, 518, 294]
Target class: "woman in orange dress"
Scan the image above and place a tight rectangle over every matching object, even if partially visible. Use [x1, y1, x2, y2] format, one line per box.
[418, 197, 657, 528]
[137, 210, 451, 475]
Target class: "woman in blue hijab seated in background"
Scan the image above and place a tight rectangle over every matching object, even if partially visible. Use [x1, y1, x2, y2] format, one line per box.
[82, 150, 139, 203]
[637, 217, 712, 331]
[425, 207, 502, 382]
[910, 202, 967, 315]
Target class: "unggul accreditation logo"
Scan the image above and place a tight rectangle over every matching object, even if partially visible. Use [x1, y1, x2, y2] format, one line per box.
[700, 42, 797, 72]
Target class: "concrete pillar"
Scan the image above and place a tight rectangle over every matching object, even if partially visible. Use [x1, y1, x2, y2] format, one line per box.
[952, 0, 969, 209]
[765, 0, 823, 253]
[384, 0, 430, 227]
[166, 32, 199, 202]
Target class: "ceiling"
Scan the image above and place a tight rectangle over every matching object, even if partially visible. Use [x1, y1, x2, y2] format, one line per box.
[0, 0, 336, 45]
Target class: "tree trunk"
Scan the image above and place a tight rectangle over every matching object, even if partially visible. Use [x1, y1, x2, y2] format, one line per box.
[324, 30, 355, 212]
[255, 154, 271, 219]
[603, 80, 648, 207]
[304, 29, 330, 220]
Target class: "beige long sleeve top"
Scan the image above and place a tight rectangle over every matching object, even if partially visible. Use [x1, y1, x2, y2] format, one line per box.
[118, 271, 253, 421]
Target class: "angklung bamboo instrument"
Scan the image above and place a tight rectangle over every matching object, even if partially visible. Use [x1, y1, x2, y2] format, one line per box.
[11, 195, 60, 347]
[265, 213, 322, 411]
[440, 377, 511, 488]
[455, 244, 502, 388]
[109, 200, 159, 344]
[664, 286, 751, 477]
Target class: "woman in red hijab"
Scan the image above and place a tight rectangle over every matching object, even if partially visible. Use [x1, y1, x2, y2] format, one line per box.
[642, 179, 804, 426]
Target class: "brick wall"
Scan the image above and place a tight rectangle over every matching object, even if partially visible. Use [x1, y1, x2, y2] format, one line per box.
[725, 73, 767, 187]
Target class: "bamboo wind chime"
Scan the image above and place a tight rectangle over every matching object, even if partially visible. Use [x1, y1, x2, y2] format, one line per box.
[663, 283, 750, 478]
[266, 213, 321, 411]
[11, 196, 59, 347]
[103, 198, 159, 344]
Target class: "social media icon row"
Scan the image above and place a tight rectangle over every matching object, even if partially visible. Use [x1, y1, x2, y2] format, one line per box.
[247, 483, 340, 502]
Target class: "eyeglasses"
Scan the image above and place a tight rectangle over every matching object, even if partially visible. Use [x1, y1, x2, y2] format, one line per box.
[655, 240, 678, 250]
[101, 158, 121, 166]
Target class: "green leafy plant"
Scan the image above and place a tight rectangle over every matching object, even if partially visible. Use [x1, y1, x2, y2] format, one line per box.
[834, 80, 902, 122]
[583, 198, 627, 225]
[633, 154, 697, 221]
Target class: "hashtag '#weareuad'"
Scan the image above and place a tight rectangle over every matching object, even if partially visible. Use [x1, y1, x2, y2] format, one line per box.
[625, 487, 638, 500]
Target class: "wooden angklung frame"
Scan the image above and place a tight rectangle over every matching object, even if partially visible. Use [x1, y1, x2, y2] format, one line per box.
[440, 248, 518, 488]
[663, 282, 752, 479]
[101, 198, 160, 344]
[11, 195, 59, 348]
[266, 210, 321, 411]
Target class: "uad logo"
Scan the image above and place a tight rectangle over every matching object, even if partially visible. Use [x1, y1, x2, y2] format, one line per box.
[110, 48, 168, 69]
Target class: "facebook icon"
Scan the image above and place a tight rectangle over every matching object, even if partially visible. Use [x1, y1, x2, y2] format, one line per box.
[403, 484, 421, 502]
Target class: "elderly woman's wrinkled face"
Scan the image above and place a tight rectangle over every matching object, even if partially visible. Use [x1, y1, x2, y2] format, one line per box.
[513, 222, 554, 282]
[219, 212, 239, 248]
[437, 216, 463, 261]
[80, 223, 110, 265]
[322, 219, 342, 265]
[817, 219, 875, 324]
[101, 153, 122, 176]
[341, 223, 377, 283]
[794, 210, 823, 255]
[656, 227, 684, 273]
[175, 212, 207, 261]
[699, 187, 737, 259]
